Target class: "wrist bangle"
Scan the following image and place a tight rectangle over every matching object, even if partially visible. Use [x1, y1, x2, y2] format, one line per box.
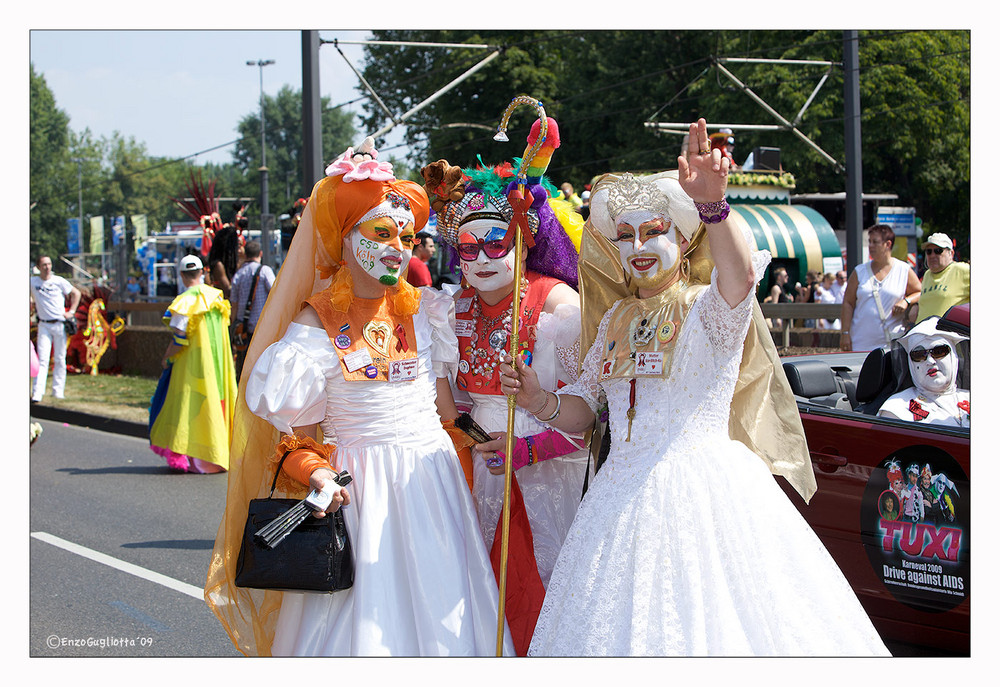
[531, 391, 550, 416]
[694, 198, 730, 224]
[537, 392, 562, 423]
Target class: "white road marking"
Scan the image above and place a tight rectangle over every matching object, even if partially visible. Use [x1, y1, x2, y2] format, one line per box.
[31, 531, 204, 600]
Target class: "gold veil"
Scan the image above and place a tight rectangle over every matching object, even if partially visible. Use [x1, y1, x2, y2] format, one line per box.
[202, 191, 328, 656]
[579, 172, 816, 503]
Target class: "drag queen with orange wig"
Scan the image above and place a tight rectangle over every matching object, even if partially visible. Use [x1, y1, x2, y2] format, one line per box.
[205, 138, 513, 656]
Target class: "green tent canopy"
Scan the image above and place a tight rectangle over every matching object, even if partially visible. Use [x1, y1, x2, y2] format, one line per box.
[728, 203, 841, 298]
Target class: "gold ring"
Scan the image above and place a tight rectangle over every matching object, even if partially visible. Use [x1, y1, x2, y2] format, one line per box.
[699, 148, 711, 155]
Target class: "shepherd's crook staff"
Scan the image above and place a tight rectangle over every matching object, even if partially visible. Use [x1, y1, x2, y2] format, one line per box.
[491, 94, 548, 656]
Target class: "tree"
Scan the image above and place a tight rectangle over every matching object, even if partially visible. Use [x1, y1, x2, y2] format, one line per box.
[232, 84, 357, 218]
[29, 63, 73, 265]
[358, 30, 969, 252]
[99, 134, 203, 238]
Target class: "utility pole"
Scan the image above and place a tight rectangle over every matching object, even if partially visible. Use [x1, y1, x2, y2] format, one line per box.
[302, 31, 324, 195]
[843, 31, 864, 273]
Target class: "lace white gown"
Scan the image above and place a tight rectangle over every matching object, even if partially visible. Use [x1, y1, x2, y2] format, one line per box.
[246, 289, 514, 656]
[464, 304, 590, 586]
[528, 260, 890, 657]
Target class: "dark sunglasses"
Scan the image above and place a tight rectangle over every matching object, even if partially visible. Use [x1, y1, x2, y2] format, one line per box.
[457, 236, 512, 261]
[924, 247, 947, 255]
[909, 344, 951, 363]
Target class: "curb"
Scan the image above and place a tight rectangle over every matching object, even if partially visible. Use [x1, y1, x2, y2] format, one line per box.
[30, 404, 149, 439]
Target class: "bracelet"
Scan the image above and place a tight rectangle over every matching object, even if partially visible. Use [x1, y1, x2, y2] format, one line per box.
[537, 392, 562, 423]
[530, 391, 551, 416]
[903, 297, 910, 305]
[693, 199, 730, 224]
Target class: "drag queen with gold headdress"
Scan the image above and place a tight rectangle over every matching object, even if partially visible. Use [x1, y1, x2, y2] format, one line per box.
[500, 119, 889, 656]
[205, 138, 513, 656]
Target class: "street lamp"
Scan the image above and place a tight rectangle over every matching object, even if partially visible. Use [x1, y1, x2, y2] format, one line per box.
[247, 58, 275, 266]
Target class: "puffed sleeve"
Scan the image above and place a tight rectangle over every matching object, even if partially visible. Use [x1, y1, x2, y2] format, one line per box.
[555, 304, 616, 415]
[245, 322, 336, 434]
[536, 303, 583, 383]
[697, 228, 771, 353]
[419, 286, 459, 379]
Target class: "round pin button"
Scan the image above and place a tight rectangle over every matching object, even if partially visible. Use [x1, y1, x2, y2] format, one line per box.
[334, 334, 351, 350]
[364, 365, 378, 379]
[657, 321, 676, 343]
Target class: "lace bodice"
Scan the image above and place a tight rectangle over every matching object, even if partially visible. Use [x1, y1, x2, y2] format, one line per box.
[559, 249, 770, 473]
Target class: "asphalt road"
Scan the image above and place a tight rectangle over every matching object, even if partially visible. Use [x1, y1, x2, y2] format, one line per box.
[29, 419, 240, 657]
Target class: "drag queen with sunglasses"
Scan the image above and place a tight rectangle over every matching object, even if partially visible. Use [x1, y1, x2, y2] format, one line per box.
[878, 316, 969, 427]
[205, 138, 512, 656]
[500, 119, 889, 656]
[420, 119, 589, 653]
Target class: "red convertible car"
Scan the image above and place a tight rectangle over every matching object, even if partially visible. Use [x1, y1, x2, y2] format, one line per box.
[778, 305, 969, 656]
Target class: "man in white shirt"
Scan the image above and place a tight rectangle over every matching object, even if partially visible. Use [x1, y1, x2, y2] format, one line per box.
[30, 256, 81, 402]
[829, 270, 848, 303]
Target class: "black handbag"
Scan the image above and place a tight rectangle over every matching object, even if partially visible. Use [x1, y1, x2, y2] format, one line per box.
[64, 317, 78, 336]
[234, 450, 354, 593]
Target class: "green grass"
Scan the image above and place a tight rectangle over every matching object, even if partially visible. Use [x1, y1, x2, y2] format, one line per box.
[32, 372, 159, 424]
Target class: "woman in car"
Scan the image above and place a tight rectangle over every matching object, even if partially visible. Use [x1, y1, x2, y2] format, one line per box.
[877, 316, 969, 427]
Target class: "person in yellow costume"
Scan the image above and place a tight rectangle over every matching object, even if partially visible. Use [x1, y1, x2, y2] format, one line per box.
[149, 254, 236, 473]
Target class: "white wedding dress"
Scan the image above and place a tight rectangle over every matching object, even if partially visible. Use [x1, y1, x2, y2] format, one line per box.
[246, 288, 514, 656]
[528, 253, 890, 657]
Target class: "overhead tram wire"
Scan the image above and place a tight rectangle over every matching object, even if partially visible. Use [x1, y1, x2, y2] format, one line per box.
[75, 29, 957, 204]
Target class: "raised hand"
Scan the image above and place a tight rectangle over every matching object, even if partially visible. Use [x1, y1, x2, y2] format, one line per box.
[677, 118, 730, 203]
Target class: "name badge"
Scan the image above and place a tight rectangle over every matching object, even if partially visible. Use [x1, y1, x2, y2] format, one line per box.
[455, 297, 473, 314]
[343, 348, 374, 373]
[635, 350, 664, 375]
[455, 319, 475, 338]
[388, 357, 419, 383]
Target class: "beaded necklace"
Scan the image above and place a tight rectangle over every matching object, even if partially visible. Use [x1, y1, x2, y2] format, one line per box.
[468, 277, 529, 379]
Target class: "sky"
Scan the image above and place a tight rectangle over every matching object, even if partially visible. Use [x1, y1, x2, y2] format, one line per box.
[28, 29, 406, 166]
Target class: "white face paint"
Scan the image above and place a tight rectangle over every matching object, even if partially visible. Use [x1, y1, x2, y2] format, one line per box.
[907, 336, 958, 396]
[348, 216, 414, 286]
[613, 215, 681, 291]
[907, 336, 958, 394]
[458, 219, 516, 293]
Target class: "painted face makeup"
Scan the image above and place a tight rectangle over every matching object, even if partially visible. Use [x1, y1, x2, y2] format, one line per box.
[613, 216, 681, 291]
[458, 219, 516, 293]
[350, 216, 415, 286]
[907, 336, 957, 396]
